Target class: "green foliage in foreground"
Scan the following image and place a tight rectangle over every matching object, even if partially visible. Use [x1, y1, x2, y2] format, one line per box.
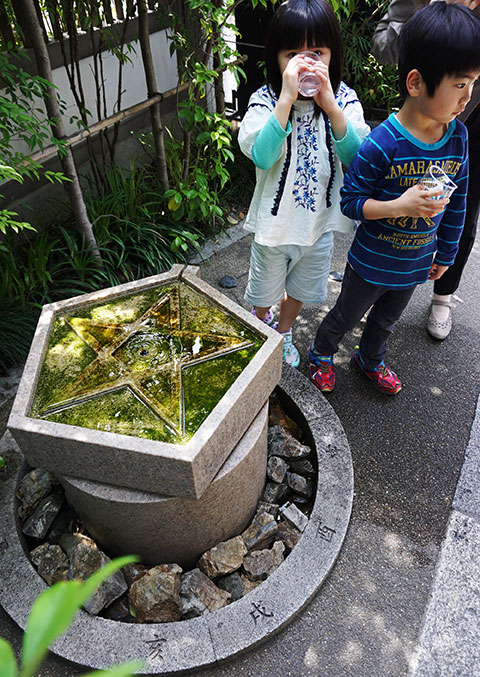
[0, 556, 143, 677]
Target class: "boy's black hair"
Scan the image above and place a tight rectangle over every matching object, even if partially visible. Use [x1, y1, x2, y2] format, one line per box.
[264, 0, 343, 98]
[398, 2, 480, 99]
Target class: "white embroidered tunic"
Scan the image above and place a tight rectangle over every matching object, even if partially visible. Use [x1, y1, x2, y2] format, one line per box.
[238, 83, 370, 247]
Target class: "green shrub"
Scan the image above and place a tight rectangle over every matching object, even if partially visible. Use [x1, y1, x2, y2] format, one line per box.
[335, 0, 400, 118]
[0, 162, 203, 370]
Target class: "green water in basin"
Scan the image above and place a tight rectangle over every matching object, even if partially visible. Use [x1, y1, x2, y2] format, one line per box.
[30, 282, 265, 443]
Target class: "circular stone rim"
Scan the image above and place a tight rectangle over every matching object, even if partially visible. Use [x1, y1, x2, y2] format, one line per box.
[0, 367, 354, 674]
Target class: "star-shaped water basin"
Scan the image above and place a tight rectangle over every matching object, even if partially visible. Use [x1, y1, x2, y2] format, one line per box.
[31, 282, 263, 443]
[9, 267, 282, 498]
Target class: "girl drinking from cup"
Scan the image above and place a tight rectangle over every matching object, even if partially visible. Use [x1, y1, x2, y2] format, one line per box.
[239, 0, 370, 366]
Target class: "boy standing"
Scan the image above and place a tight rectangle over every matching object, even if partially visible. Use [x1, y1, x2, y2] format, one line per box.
[309, 1, 480, 395]
[372, 0, 480, 341]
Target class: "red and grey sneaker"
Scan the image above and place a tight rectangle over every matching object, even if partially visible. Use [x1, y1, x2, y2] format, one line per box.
[308, 350, 335, 392]
[351, 350, 402, 395]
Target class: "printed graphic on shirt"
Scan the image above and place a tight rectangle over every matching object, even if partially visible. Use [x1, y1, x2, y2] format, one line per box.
[377, 230, 436, 250]
[385, 159, 462, 187]
[293, 113, 319, 212]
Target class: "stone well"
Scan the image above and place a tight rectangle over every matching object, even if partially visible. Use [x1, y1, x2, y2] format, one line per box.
[0, 367, 354, 674]
[7, 264, 283, 565]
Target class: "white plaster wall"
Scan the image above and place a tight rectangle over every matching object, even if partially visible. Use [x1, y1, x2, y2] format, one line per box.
[4, 29, 178, 157]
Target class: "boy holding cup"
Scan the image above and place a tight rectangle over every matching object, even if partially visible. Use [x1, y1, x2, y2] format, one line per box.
[309, 1, 480, 395]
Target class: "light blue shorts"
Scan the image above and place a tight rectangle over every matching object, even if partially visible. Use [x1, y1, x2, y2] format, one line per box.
[244, 231, 334, 307]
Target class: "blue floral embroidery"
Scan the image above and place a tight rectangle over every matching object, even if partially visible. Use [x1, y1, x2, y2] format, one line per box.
[293, 113, 319, 212]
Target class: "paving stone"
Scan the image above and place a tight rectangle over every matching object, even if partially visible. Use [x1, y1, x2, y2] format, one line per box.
[453, 394, 480, 520]
[411, 511, 480, 676]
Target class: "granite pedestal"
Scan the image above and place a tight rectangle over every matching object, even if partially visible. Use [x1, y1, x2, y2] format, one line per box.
[60, 403, 268, 568]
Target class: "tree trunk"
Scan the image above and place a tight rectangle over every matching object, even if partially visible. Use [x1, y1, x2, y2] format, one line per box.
[213, 0, 225, 115]
[137, 0, 170, 192]
[213, 49, 226, 116]
[17, 0, 102, 263]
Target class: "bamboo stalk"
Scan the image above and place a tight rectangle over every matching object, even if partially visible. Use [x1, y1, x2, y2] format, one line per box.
[26, 54, 246, 165]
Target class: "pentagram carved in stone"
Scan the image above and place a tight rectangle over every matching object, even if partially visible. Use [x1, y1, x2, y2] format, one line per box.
[39, 286, 254, 437]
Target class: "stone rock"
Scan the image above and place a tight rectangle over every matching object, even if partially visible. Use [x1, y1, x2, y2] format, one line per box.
[218, 275, 238, 288]
[129, 564, 183, 623]
[256, 501, 279, 519]
[30, 543, 68, 585]
[268, 425, 311, 459]
[103, 594, 133, 622]
[279, 501, 309, 533]
[45, 506, 78, 544]
[239, 572, 262, 596]
[123, 562, 149, 587]
[275, 521, 302, 550]
[62, 535, 128, 615]
[262, 481, 289, 504]
[22, 493, 64, 539]
[217, 571, 244, 601]
[58, 532, 96, 559]
[286, 472, 314, 497]
[0, 430, 22, 481]
[217, 571, 261, 601]
[180, 568, 230, 618]
[288, 458, 315, 476]
[293, 495, 311, 506]
[267, 455, 288, 483]
[16, 469, 53, 519]
[198, 535, 247, 579]
[268, 394, 302, 438]
[243, 541, 285, 581]
[242, 511, 278, 552]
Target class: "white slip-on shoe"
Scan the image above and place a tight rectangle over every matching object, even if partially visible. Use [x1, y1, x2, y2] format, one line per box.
[427, 299, 452, 340]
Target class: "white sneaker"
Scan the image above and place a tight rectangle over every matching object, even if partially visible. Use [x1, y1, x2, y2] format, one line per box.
[273, 324, 300, 367]
[427, 299, 452, 340]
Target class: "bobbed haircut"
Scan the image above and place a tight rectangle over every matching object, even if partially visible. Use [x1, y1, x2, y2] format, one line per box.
[264, 0, 343, 98]
[398, 2, 480, 99]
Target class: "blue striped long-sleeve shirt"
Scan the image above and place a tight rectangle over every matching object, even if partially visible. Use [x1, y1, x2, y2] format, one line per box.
[340, 113, 469, 289]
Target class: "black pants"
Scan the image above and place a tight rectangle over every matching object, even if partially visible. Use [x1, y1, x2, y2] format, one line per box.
[313, 265, 415, 370]
[434, 107, 480, 295]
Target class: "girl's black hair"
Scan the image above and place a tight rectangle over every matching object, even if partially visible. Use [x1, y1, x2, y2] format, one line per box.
[264, 0, 344, 99]
[398, 2, 480, 99]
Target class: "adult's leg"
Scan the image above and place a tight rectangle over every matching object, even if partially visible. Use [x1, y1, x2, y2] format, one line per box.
[359, 285, 416, 370]
[312, 265, 384, 356]
[434, 107, 480, 296]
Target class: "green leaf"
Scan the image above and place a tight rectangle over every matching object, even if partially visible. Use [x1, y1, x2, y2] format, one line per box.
[83, 660, 144, 676]
[0, 638, 18, 677]
[21, 556, 137, 677]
